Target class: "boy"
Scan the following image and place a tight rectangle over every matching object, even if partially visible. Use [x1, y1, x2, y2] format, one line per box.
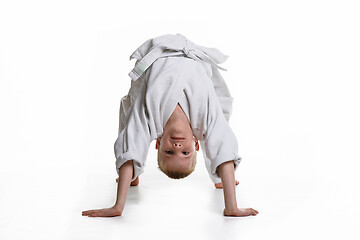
[82, 34, 258, 217]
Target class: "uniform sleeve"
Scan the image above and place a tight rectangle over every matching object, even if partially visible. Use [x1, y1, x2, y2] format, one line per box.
[118, 77, 145, 135]
[210, 66, 234, 121]
[114, 77, 151, 182]
[201, 87, 241, 181]
[202, 121, 241, 180]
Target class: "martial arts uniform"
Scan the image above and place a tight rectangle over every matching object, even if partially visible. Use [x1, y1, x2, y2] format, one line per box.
[114, 34, 241, 184]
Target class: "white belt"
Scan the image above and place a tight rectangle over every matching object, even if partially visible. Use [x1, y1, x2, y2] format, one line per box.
[128, 34, 228, 81]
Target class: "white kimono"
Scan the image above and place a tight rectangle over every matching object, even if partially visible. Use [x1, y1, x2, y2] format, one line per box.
[114, 34, 241, 184]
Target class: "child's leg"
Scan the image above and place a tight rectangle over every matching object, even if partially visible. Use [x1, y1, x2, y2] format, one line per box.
[214, 180, 239, 189]
[200, 141, 239, 188]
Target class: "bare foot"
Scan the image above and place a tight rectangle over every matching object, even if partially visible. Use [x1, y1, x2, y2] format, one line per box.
[82, 206, 122, 217]
[214, 180, 239, 189]
[116, 176, 139, 186]
[130, 176, 139, 186]
[223, 208, 259, 217]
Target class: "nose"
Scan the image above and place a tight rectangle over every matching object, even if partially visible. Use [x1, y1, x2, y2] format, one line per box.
[173, 142, 182, 147]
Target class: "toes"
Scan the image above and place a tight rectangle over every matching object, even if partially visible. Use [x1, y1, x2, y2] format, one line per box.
[215, 181, 239, 189]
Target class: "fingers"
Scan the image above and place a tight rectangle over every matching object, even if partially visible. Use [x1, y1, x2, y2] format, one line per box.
[239, 208, 259, 217]
[82, 207, 122, 217]
[224, 208, 259, 217]
[82, 209, 105, 217]
[249, 208, 259, 215]
[82, 210, 98, 217]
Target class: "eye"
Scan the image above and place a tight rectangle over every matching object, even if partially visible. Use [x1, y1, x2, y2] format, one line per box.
[165, 151, 173, 155]
[182, 152, 190, 155]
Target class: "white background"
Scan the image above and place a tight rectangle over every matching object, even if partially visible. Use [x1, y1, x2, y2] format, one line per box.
[1, 0, 359, 239]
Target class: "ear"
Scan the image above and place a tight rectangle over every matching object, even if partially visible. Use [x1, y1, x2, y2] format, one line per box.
[155, 137, 161, 150]
[194, 137, 199, 151]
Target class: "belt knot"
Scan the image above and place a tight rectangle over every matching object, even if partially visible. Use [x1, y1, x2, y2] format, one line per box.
[128, 34, 228, 81]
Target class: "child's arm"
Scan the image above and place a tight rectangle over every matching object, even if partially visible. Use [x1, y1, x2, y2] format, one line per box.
[217, 161, 259, 217]
[82, 160, 134, 217]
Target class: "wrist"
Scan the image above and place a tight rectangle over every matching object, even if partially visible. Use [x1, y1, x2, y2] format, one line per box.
[224, 205, 238, 212]
[113, 203, 124, 213]
[223, 207, 239, 216]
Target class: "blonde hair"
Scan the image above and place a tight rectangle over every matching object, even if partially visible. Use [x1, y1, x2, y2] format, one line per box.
[157, 151, 197, 179]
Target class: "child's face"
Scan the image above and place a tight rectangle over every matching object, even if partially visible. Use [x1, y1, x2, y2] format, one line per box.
[156, 124, 199, 172]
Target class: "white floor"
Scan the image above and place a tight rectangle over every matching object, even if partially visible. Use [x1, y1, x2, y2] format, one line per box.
[1, 143, 359, 240]
[1, 1, 360, 239]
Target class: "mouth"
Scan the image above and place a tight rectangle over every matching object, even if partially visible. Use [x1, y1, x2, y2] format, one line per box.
[171, 137, 185, 140]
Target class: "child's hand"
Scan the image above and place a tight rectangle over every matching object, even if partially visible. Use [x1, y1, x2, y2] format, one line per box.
[82, 206, 123, 217]
[223, 208, 259, 217]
